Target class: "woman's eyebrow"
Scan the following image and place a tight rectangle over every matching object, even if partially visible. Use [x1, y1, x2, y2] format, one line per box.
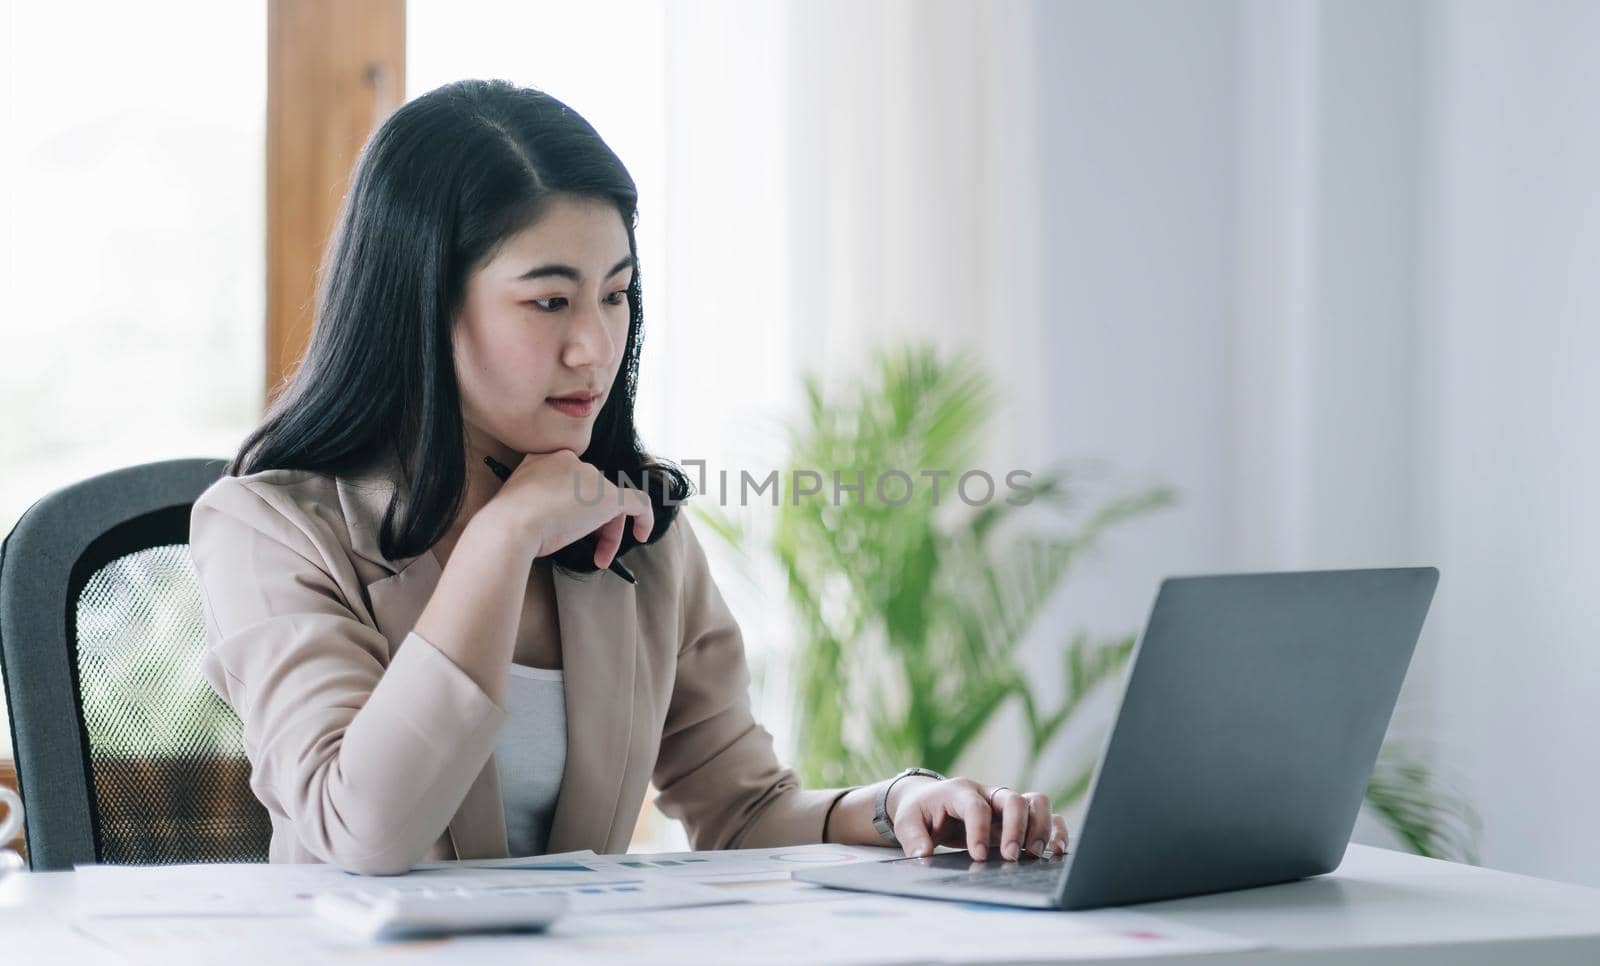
[516, 253, 636, 283]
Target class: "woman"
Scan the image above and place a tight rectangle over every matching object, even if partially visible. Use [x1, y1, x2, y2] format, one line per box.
[191, 79, 1069, 875]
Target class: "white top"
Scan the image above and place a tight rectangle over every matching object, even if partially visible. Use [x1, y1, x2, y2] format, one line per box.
[495, 663, 567, 857]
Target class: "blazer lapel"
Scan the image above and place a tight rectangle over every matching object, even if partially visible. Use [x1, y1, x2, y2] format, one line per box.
[544, 567, 640, 854]
[335, 453, 512, 861]
[333, 451, 414, 578]
[333, 449, 642, 859]
[366, 550, 512, 861]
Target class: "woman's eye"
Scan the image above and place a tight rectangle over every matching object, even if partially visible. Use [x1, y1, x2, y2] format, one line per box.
[526, 291, 628, 312]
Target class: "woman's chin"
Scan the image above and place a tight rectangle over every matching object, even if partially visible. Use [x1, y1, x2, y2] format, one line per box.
[522, 429, 593, 455]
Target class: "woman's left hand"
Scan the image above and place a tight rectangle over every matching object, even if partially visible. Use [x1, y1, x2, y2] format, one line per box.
[889, 776, 1069, 861]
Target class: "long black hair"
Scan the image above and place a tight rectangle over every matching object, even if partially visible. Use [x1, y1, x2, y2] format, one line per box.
[229, 79, 691, 573]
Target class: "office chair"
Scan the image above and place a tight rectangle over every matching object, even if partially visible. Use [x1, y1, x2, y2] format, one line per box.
[0, 458, 272, 870]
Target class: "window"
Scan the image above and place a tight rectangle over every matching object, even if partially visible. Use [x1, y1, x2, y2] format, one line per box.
[0, 2, 268, 758]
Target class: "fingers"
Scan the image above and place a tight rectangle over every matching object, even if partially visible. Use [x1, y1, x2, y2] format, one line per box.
[895, 779, 1068, 863]
[1023, 792, 1052, 856]
[1048, 813, 1070, 855]
[585, 482, 653, 567]
[592, 480, 653, 547]
[893, 808, 935, 858]
[950, 791, 992, 861]
[992, 788, 1029, 861]
[592, 513, 625, 569]
[505, 452, 662, 563]
[626, 487, 655, 543]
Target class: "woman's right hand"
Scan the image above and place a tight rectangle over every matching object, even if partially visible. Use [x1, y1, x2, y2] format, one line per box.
[480, 449, 655, 570]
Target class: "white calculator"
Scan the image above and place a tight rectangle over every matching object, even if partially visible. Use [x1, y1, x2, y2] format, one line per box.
[313, 886, 568, 941]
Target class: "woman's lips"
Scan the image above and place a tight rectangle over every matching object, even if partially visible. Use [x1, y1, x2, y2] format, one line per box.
[546, 392, 600, 418]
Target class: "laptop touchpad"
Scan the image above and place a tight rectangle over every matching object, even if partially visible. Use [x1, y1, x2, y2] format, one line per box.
[891, 852, 1063, 871]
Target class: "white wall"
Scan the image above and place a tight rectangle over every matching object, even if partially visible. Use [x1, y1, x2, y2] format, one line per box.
[1422, 0, 1600, 886]
[1004, 0, 1245, 803]
[1033, 0, 1240, 642]
[1022, 0, 1600, 885]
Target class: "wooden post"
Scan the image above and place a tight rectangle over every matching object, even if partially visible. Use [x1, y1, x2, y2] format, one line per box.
[265, 0, 405, 404]
[0, 758, 24, 863]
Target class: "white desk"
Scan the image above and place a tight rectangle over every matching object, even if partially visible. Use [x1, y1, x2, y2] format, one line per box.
[4, 844, 1600, 964]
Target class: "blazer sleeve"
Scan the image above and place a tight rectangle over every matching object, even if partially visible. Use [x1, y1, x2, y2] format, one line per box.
[189, 476, 508, 875]
[649, 512, 861, 850]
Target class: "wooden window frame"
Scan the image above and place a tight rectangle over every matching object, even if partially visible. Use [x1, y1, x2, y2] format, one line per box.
[0, 759, 22, 862]
[0, 0, 404, 858]
[266, 0, 405, 404]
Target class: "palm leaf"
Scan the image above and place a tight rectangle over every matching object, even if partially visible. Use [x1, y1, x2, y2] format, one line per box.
[1363, 744, 1481, 862]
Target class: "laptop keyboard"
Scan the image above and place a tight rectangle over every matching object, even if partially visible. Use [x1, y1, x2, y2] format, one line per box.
[928, 856, 1068, 893]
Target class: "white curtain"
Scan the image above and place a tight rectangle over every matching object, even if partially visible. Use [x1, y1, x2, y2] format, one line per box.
[652, 0, 1046, 478]
[1229, 0, 1600, 883]
[651, 0, 1048, 777]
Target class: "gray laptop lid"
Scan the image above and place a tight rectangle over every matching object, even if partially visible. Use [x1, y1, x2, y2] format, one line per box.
[1058, 567, 1438, 909]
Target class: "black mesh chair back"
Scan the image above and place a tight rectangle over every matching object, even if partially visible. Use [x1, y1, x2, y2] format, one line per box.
[0, 458, 272, 869]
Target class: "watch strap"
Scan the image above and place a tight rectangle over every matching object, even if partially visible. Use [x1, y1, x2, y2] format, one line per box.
[873, 767, 945, 846]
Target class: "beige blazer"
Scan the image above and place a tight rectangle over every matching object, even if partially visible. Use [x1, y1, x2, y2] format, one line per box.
[189, 449, 856, 874]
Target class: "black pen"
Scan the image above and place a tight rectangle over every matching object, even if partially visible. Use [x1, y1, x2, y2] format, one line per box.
[482, 454, 637, 584]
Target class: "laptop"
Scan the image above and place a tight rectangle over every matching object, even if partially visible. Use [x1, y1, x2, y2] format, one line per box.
[794, 567, 1439, 910]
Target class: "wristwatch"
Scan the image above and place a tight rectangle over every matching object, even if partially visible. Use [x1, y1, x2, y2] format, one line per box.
[873, 767, 945, 847]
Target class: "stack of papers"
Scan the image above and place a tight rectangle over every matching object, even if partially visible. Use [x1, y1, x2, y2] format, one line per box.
[75, 848, 735, 918]
[69, 844, 1264, 963]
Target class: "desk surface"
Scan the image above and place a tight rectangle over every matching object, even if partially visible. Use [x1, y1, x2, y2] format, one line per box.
[4, 844, 1600, 965]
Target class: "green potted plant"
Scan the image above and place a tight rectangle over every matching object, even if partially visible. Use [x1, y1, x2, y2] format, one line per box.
[700, 342, 1479, 862]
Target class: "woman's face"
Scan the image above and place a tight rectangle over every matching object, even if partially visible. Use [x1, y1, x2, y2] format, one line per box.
[453, 195, 634, 462]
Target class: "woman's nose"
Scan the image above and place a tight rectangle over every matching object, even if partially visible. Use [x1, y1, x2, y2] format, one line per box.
[561, 299, 618, 368]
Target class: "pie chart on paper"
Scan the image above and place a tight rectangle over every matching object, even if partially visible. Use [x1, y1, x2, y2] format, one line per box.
[768, 850, 863, 864]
